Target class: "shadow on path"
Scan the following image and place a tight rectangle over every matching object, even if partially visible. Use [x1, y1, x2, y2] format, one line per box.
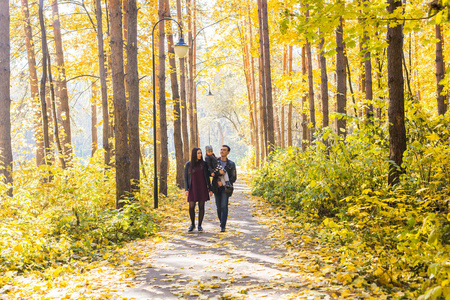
[121, 179, 306, 299]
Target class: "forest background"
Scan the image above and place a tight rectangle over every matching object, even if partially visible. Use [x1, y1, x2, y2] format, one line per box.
[0, 0, 449, 299]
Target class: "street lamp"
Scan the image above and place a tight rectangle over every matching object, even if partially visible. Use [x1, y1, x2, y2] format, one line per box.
[152, 18, 189, 209]
[196, 81, 214, 101]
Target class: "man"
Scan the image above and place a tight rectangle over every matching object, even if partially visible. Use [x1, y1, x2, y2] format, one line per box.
[211, 145, 237, 232]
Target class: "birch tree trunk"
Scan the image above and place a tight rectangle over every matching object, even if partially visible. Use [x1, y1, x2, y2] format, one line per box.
[51, 0, 72, 159]
[95, 0, 110, 166]
[109, 0, 130, 207]
[387, 0, 406, 186]
[0, 0, 13, 194]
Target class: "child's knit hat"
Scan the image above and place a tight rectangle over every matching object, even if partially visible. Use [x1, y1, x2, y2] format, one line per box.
[205, 145, 213, 152]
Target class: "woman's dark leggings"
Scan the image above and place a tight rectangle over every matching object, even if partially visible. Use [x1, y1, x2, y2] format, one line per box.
[189, 201, 205, 226]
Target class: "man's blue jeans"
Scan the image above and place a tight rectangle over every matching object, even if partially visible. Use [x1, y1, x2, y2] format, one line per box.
[214, 187, 229, 229]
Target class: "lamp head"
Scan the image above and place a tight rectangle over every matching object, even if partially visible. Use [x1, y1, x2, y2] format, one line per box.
[174, 37, 189, 58]
[206, 90, 214, 101]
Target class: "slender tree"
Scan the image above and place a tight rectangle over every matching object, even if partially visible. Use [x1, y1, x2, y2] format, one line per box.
[95, 0, 110, 166]
[176, 0, 190, 162]
[435, 24, 447, 115]
[21, 0, 44, 166]
[363, 0, 374, 122]
[319, 35, 329, 128]
[91, 84, 98, 157]
[38, 0, 51, 167]
[109, 0, 130, 207]
[336, 15, 347, 136]
[0, 0, 13, 195]
[387, 0, 406, 186]
[127, 0, 140, 192]
[287, 45, 293, 147]
[158, 0, 169, 196]
[259, 0, 275, 152]
[51, 0, 72, 159]
[165, 0, 184, 188]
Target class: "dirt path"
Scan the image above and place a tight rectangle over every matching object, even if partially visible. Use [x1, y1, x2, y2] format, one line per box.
[120, 179, 307, 299]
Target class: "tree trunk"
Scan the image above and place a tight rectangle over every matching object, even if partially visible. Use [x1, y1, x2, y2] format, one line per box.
[193, 0, 199, 147]
[319, 36, 329, 128]
[287, 45, 293, 147]
[166, 0, 184, 189]
[306, 39, 315, 141]
[0, 0, 13, 195]
[363, 0, 373, 122]
[38, 0, 51, 176]
[241, 18, 256, 155]
[387, 0, 406, 186]
[176, 0, 190, 163]
[247, 5, 259, 166]
[436, 24, 447, 115]
[158, 0, 168, 196]
[95, 0, 110, 166]
[51, 0, 72, 159]
[259, 0, 275, 152]
[258, 55, 267, 159]
[187, 0, 196, 150]
[127, 0, 140, 192]
[91, 84, 98, 157]
[301, 47, 308, 150]
[21, 0, 44, 166]
[336, 15, 347, 136]
[109, 0, 130, 207]
[47, 52, 66, 169]
[257, 3, 267, 159]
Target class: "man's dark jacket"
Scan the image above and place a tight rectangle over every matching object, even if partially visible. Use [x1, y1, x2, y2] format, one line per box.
[211, 158, 237, 194]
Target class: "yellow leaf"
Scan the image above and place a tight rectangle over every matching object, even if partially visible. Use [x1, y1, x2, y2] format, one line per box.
[13, 244, 23, 253]
[153, 236, 163, 243]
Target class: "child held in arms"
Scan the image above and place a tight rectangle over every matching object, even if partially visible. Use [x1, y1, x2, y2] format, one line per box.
[205, 145, 231, 187]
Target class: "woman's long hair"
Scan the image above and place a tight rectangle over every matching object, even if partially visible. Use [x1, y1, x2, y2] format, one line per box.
[189, 147, 203, 172]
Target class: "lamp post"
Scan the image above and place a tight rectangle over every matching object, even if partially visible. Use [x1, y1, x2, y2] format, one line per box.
[152, 18, 189, 209]
[196, 81, 214, 101]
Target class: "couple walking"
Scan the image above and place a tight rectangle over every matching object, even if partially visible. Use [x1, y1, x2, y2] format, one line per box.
[184, 145, 237, 233]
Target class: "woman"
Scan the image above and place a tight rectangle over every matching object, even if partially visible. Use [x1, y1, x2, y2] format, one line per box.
[184, 147, 213, 232]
